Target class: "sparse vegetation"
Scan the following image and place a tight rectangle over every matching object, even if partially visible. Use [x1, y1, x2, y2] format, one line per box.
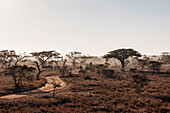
[5, 65, 35, 88]
[30, 50, 61, 66]
[84, 75, 91, 80]
[66, 51, 82, 68]
[34, 61, 45, 80]
[51, 79, 61, 98]
[0, 48, 169, 113]
[149, 61, 162, 73]
[103, 48, 141, 71]
[131, 74, 149, 93]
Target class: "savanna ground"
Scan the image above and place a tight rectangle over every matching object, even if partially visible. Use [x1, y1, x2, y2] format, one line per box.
[0, 64, 169, 113]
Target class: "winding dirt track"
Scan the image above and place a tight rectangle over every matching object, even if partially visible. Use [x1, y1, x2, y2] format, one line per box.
[0, 75, 66, 100]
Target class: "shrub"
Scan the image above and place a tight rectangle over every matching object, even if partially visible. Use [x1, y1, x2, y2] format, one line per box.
[129, 68, 137, 73]
[84, 75, 91, 80]
[79, 69, 86, 77]
[60, 66, 69, 75]
[131, 74, 149, 92]
[51, 79, 61, 98]
[5, 65, 35, 88]
[102, 69, 115, 78]
[149, 61, 162, 73]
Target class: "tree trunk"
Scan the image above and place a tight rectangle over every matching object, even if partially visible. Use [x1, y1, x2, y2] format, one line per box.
[120, 60, 125, 72]
[37, 71, 41, 80]
[13, 77, 17, 87]
[73, 60, 76, 68]
[34, 61, 44, 80]
[15, 59, 19, 66]
[53, 88, 56, 98]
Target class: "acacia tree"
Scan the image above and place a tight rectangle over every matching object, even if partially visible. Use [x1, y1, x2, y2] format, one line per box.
[30, 50, 60, 80]
[80, 55, 97, 65]
[149, 61, 162, 73]
[0, 50, 17, 68]
[161, 52, 170, 64]
[30, 50, 61, 67]
[66, 51, 82, 68]
[14, 52, 28, 66]
[5, 65, 35, 88]
[61, 56, 67, 66]
[137, 59, 148, 69]
[34, 61, 45, 80]
[103, 48, 141, 71]
[49, 60, 59, 67]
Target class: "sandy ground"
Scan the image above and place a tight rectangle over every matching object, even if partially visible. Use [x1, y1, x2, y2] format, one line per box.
[0, 75, 66, 100]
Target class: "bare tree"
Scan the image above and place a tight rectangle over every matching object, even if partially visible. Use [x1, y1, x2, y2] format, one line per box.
[103, 48, 141, 71]
[66, 51, 82, 68]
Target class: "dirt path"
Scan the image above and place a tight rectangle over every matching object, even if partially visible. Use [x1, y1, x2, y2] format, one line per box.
[0, 75, 66, 100]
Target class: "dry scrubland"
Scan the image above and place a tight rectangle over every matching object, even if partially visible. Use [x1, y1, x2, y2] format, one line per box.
[0, 65, 169, 113]
[0, 49, 169, 113]
[0, 74, 46, 97]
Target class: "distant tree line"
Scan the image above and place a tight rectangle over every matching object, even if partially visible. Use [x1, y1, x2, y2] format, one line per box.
[0, 48, 169, 89]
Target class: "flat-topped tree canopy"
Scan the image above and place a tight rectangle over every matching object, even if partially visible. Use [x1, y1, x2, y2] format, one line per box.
[30, 50, 61, 66]
[66, 51, 82, 68]
[103, 48, 141, 71]
[66, 51, 82, 60]
[0, 50, 20, 68]
[104, 49, 141, 60]
[80, 55, 98, 65]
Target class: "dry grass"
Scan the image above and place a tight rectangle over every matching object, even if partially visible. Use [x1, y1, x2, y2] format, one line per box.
[0, 69, 60, 97]
[0, 66, 169, 112]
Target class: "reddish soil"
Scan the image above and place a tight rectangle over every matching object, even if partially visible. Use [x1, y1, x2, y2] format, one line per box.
[0, 69, 169, 113]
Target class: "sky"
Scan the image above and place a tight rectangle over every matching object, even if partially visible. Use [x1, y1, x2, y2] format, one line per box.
[0, 0, 170, 56]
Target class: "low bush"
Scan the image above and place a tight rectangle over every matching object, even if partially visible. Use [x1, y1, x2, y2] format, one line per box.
[84, 75, 91, 80]
[131, 74, 149, 92]
[102, 69, 115, 78]
[129, 68, 137, 73]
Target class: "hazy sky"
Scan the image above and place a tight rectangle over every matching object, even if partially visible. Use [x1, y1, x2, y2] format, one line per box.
[0, 0, 169, 56]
